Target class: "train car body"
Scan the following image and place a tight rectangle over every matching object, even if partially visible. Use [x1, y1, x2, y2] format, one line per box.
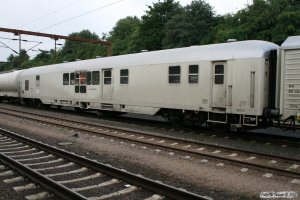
[0, 37, 299, 128]
[0, 70, 23, 99]
[280, 36, 300, 121]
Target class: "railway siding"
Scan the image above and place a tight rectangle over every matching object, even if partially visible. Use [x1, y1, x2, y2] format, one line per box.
[0, 107, 299, 180]
[0, 128, 210, 200]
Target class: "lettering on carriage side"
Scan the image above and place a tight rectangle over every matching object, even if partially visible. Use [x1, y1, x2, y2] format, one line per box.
[288, 89, 300, 94]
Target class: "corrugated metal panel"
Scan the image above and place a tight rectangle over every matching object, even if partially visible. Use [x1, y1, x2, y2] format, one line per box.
[283, 49, 300, 114]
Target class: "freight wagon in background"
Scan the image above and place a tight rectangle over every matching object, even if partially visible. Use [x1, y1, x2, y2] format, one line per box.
[0, 36, 299, 130]
[280, 36, 300, 124]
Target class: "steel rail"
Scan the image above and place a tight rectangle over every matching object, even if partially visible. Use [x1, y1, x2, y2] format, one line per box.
[0, 108, 300, 178]
[0, 107, 299, 163]
[0, 128, 210, 200]
[0, 153, 87, 200]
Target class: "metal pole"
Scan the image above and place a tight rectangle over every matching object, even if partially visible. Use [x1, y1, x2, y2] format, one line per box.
[19, 34, 21, 54]
[54, 38, 58, 58]
[55, 39, 57, 52]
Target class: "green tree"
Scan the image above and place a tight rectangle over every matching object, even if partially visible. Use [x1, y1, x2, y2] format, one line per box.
[211, 0, 299, 44]
[271, 0, 300, 44]
[138, 0, 182, 50]
[163, 0, 215, 48]
[58, 29, 106, 62]
[4, 50, 30, 69]
[109, 16, 141, 55]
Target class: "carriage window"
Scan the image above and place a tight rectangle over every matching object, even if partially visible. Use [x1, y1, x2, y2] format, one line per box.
[79, 72, 87, 84]
[189, 65, 198, 84]
[75, 72, 79, 85]
[104, 70, 111, 85]
[63, 73, 69, 85]
[80, 86, 86, 93]
[25, 80, 29, 91]
[214, 65, 224, 84]
[87, 71, 92, 85]
[36, 75, 40, 86]
[92, 71, 100, 85]
[120, 69, 128, 84]
[169, 66, 180, 83]
[75, 84, 86, 93]
[70, 73, 75, 85]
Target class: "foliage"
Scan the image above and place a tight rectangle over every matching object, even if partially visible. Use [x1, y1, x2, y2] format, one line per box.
[210, 0, 300, 44]
[108, 16, 141, 55]
[0, 50, 29, 70]
[58, 30, 106, 61]
[163, 0, 215, 48]
[138, 0, 182, 50]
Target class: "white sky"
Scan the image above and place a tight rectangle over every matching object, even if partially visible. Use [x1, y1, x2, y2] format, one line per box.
[0, 0, 251, 61]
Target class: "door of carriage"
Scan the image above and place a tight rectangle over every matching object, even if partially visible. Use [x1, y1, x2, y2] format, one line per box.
[211, 62, 227, 108]
[102, 69, 113, 100]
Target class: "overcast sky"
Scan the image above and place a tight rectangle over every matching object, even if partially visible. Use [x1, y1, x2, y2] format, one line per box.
[0, 0, 252, 61]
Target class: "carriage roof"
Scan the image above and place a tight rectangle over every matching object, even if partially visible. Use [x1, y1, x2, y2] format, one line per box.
[21, 40, 279, 75]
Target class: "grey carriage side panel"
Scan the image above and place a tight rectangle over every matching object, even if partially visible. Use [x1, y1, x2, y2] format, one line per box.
[280, 36, 300, 119]
[280, 49, 300, 118]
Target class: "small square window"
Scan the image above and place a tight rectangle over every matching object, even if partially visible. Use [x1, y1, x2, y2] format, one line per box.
[169, 66, 180, 84]
[189, 75, 198, 83]
[80, 86, 86, 93]
[120, 69, 128, 76]
[169, 66, 180, 74]
[215, 75, 224, 84]
[189, 65, 198, 74]
[169, 76, 180, 83]
[215, 65, 224, 74]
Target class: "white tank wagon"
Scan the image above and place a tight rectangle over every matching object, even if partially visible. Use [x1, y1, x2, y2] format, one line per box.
[0, 37, 299, 129]
[0, 70, 23, 100]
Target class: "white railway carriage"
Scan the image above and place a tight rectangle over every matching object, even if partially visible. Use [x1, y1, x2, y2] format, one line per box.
[0, 37, 299, 128]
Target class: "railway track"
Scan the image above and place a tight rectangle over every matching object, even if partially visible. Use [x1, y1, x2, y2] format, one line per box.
[0, 107, 299, 181]
[0, 128, 209, 200]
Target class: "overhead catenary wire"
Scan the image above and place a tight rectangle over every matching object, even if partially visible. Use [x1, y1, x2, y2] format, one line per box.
[0, 35, 43, 55]
[0, 36, 41, 43]
[0, 40, 18, 54]
[19, 0, 82, 29]
[1, 0, 121, 60]
[0, 0, 82, 44]
[38, 0, 125, 32]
